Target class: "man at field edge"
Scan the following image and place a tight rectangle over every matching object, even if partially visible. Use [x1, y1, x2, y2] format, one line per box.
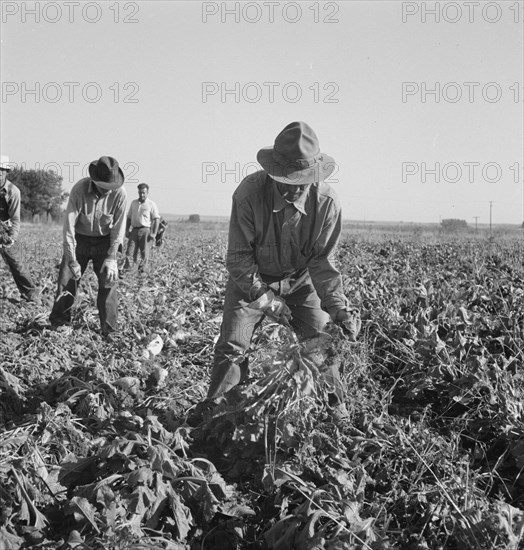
[205, 121, 361, 417]
[49, 156, 127, 338]
[124, 182, 160, 274]
[0, 155, 40, 304]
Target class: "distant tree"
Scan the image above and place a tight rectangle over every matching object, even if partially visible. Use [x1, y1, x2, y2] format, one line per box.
[8, 168, 68, 222]
[188, 214, 200, 223]
[441, 218, 468, 233]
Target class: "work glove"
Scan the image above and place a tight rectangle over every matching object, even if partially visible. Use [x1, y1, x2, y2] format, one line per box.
[147, 233, 156, 243]
[334, 307, 362, 342]
[248, 290, 292, 325]
[102, 258, 118, 283]
[69, 260, 82, 280]
[1, 237, 14, 249]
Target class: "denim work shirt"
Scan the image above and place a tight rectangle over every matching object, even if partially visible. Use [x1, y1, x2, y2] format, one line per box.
[226, 170, 348, 318]
[63, 178, 127, 261]
[0, 181, 21, 241]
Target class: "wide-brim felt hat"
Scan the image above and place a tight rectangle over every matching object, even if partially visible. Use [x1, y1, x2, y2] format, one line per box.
[88, 156, 124, 190]
[257, 121, 336, 185]
[0, 155, 12, 171]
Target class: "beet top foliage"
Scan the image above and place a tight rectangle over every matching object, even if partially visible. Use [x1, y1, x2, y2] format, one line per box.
[0, 223, 523, 550]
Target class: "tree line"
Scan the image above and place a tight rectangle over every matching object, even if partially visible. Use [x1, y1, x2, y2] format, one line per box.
[8, 168, 68, 222]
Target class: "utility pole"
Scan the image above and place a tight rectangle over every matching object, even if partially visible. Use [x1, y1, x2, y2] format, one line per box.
[473, 216, 479, 232]
[489, 201, 493, 233]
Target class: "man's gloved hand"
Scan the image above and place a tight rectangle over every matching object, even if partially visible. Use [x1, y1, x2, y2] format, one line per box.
[334, 307, 362, 342]
[102, 258, 118, 283]
[1, 237, 14, 249]
[264, 294, 292, 324]
[68, 260, 82, 280]
[147, 233, 156, 243]
[248, 290, 292, 325]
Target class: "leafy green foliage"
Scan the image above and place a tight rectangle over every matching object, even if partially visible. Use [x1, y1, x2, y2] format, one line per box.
[0, 221, 13, 245]
[8, 168, 68, 220]
[0, 224, 523, 549]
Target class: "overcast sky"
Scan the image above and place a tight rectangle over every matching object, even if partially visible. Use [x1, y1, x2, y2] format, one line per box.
[1, 1, 523, 223]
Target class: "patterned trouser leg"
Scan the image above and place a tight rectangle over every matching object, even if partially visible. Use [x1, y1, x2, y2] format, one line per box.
[136, 227, 151, 273]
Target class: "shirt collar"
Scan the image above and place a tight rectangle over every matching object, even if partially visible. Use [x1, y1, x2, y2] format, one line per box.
[272, 183, 309, 215]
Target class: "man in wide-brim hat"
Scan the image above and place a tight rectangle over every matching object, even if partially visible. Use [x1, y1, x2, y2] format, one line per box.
[49, 156, 127, 338]
[206, 121, 361, 413]
[0, 155, 40, 303]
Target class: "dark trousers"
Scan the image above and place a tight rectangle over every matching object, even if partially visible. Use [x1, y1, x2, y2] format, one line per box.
[1, 244, 36, 300]
[207, 274, 343, 400]
[124, 227, 151, 272]
[49, 234, 118, 333]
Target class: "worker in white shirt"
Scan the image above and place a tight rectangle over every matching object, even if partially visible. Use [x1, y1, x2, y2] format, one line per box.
[123, 183, 160, 274]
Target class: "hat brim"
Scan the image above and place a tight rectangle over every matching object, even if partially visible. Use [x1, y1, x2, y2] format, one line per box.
[257, 147, 336, 185]
[88, 162, 124, 190]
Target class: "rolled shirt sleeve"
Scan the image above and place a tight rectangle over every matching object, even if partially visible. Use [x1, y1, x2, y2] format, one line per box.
[150, 200, 160, 221]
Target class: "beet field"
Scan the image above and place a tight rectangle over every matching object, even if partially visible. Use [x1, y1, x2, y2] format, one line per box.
[1, 222, 523, 550]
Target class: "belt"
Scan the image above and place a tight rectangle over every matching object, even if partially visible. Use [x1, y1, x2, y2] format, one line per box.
[260, 268, 307, 284]
[132, 225, 149, 229]
[75, 232, 110, 240]
[260, 269, 309, 296]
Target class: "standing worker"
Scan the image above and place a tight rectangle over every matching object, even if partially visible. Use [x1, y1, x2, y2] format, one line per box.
[206, 122, 361, 413]
[49, 156, 127, 338]
[124, 183, 160, 274]
[0, 155, 39, 304]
